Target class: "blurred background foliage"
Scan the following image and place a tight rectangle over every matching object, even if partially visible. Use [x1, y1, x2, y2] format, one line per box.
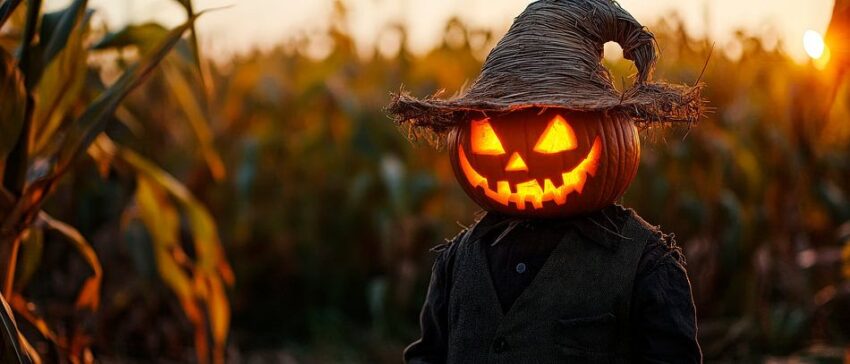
[2, 0, 850, 362]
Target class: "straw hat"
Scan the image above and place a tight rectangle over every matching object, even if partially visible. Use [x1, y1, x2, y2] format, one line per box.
[387, 0, 704, 136]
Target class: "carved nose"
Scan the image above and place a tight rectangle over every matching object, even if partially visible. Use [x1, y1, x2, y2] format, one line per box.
[504, 152, 528, 171]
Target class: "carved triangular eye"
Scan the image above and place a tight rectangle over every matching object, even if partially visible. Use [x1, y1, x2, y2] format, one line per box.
[470, 118, 506, 155]
[534, 115, 577, 154]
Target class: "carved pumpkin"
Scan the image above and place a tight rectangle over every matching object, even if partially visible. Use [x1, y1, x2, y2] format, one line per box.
[449, 108, 640, 217]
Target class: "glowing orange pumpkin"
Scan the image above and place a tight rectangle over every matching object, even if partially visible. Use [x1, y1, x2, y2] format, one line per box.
[449, 108, 640, 217]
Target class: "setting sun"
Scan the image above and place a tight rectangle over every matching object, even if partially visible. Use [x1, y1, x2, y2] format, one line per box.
[803, 29, 826, 59]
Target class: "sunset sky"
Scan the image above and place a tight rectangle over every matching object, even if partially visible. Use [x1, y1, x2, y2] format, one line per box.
[45, 0, 835, 61]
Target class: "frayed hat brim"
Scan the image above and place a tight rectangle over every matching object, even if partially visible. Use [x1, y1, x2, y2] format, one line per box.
[386, 0, 706, 136]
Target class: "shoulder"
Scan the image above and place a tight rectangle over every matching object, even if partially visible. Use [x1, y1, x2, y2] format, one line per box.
[431, 210, 509, 252]
[429, 226, 469, 260]
[623, 209, 687, 278]
[429, 212, 493, 268]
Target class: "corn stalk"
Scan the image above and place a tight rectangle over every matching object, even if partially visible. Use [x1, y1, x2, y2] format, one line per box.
[0, 0, 231, 362]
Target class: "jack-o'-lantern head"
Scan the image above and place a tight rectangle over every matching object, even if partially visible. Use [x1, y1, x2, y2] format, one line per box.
[449, 109, 639, 217]
[387, 0, 704, 217]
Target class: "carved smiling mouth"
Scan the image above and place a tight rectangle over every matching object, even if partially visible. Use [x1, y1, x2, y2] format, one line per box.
[458, 137, 603, 210]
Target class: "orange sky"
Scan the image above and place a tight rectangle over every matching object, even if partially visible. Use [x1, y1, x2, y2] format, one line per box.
[46, 0, 835, 61]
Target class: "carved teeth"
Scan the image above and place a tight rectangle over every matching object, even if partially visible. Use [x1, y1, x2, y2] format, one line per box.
[542, 178, 557, 200]
[544, 178, 568, 205]
[495, 181, 512, 206]
[458, 137, 602, 210]
[486, 179, 497, 191]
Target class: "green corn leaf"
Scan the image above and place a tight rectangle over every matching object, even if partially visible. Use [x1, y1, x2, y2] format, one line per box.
[15, 0, 90, 89]
[91, 22, 195, 65]
[11, 16, 199, 253]
[38, 16, 198, 186]
[91, 22, 171, 53]
[0, 0, 23, 28]
[95, 134, 232, 363]
[134, 172, 211, 363]
[120, 141, 233, 361]
[162, 62, 226, 180]
[134, 173, 195, 303]
[31, 9, 91, 154]
[171, 0, 215, 106]
[15, 0, 40, 72]
[38, 0, 88, 72]
[112, 138, 233, 283]
[3, 0, 39, 195]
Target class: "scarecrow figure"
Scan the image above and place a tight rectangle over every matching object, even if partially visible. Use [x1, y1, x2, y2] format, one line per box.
[388, 0, 704, 362]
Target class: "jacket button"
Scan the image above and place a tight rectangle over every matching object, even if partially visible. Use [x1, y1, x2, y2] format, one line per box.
[493, 337, 509, 353]
[515, 262, 527, 273]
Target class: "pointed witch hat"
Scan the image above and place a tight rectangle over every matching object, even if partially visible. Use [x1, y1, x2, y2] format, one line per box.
[387, 0, 704, 136]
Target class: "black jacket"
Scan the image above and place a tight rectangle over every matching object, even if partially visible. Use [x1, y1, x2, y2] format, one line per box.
[405, 205, 701, 363]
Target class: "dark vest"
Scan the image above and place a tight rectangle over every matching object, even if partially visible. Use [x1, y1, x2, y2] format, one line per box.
[446, 214, 653, 364]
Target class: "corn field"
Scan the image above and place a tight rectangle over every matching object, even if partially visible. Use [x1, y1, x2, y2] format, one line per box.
[0, 0, 849, 363]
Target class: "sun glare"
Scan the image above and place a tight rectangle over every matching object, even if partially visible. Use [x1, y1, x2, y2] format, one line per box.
[803, 30, 826, 59]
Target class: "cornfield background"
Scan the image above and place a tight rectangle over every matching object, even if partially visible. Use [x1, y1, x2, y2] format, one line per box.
[1, 0, 849, 363]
